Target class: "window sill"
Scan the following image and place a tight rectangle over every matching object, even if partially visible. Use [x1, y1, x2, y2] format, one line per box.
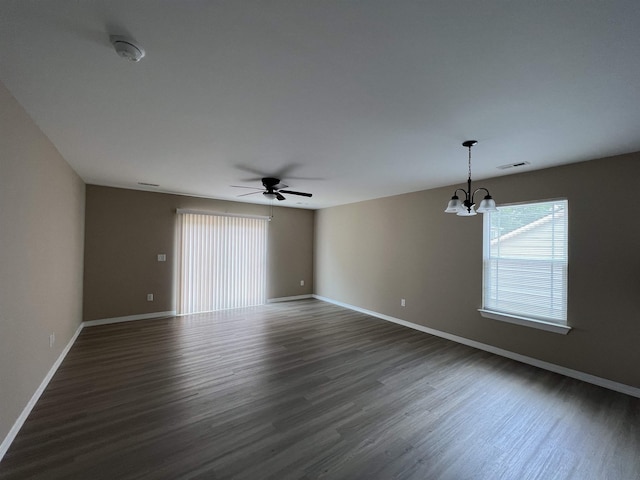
[478, 309, 571, 335]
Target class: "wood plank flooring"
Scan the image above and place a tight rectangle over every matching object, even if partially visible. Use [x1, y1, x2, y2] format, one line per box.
[1, 299, 639, 479]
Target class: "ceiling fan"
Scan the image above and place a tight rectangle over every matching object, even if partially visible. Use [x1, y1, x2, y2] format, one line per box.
[232, 177, 312, 201]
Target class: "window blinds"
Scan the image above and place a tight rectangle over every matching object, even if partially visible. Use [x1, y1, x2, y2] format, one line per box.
[176, 212, 268, 314]
[483, 200, 568, 324]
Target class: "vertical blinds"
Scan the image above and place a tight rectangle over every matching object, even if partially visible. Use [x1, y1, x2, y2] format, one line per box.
[483, 200, 568, 323]
[177, 212, 268, 314]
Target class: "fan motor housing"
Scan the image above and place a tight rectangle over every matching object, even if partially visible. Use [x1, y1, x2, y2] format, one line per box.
[262, 177, 280, 189]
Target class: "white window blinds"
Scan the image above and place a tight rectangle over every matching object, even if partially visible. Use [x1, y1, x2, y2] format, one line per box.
[176, 212, 268, 314]
[483, 200, 568, 324]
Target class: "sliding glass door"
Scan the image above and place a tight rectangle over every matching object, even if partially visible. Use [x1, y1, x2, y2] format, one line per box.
[176, 211, 268, 314]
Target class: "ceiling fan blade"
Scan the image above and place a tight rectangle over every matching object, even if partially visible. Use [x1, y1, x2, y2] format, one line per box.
[231, 185, 263, 190]
[273, 183, 288, 190]
[279, 190, 312, 197]
[235, 164, 267, 177]
[273, 163, 302, 179]
[276, 192, 286, 201]
[282, 175, 325, 181]
[237, 191, 262, 197]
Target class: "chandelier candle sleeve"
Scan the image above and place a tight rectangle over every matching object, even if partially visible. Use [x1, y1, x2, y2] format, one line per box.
[445, 140, 497, 216]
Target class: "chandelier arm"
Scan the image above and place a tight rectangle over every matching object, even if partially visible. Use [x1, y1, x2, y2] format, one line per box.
[454, 188, 469, 201]
[471, 187, 491, 204]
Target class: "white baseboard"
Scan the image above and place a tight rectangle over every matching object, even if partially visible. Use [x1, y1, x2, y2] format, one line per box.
[3, 298, 635, 464]
[0, 322, 84, 463]
[83, 310, 176, 327]
[267, 294, 313, 303]
[313, 295, 640, 399]
[1, 310, 176, 461]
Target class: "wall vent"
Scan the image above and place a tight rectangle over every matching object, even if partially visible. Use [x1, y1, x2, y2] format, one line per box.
[497, 161, 530, 170]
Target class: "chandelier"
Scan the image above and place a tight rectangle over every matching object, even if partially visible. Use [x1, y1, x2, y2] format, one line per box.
[444, 140, 497, 216]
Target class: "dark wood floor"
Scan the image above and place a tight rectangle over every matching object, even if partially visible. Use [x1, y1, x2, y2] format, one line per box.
[1, 299, 639, 480]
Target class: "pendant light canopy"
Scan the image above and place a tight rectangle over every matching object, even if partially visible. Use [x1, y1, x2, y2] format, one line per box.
[445, 140, 497, 216]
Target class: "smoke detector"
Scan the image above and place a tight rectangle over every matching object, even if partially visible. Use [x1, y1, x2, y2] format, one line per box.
[110, 35, 145, 62]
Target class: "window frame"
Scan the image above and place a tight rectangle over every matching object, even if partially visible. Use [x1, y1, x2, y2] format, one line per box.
[479, 199, 571, 335]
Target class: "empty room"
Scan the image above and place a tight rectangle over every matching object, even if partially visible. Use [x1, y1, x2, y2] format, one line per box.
[1, 2, 639, 479]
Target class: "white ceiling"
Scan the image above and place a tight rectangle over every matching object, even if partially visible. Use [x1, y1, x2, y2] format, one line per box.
[1, 1, 639, 209]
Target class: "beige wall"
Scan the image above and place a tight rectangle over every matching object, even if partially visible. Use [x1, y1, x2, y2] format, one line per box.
[315, 152, 640, 388]
[0, 82, 85, 443]
[83, 186, 314, 321]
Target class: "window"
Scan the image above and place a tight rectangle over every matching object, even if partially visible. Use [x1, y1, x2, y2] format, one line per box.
[480, 199, 569, 334]
[176, 211, 268, 314]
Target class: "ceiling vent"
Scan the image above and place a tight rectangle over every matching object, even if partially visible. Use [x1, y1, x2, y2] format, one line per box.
[110, 35, 145, 62]
[497, 161, 530, 170]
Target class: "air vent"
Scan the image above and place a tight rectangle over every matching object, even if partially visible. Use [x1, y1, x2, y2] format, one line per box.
[497, 161, 530, 170]
[138, 182, 159, 187]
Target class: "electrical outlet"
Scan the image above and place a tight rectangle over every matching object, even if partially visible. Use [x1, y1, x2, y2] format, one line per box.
[157, 254, 166, 262]
[49, 333, 55, 348]
[300, 280, 305, 286]
[147, 293, 154, 301]
[401, 298, 406, 307]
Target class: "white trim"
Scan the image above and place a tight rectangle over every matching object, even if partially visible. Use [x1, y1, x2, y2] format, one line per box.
[495, 196, 568, 208]
[267, 294, 313, 303]
[176, 209, 271, 220]
[1, 311, 175, 460]
[0, 323, 84, 463]
[313, 295, 640, 399]
[83, 311, 176, 327]
[478, 309, 571, 335]
[482, 199, 568, 326]
[3, 300, 635, 464]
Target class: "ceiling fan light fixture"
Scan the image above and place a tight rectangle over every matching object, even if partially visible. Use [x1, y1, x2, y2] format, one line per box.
[233, 177, 312, 202]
